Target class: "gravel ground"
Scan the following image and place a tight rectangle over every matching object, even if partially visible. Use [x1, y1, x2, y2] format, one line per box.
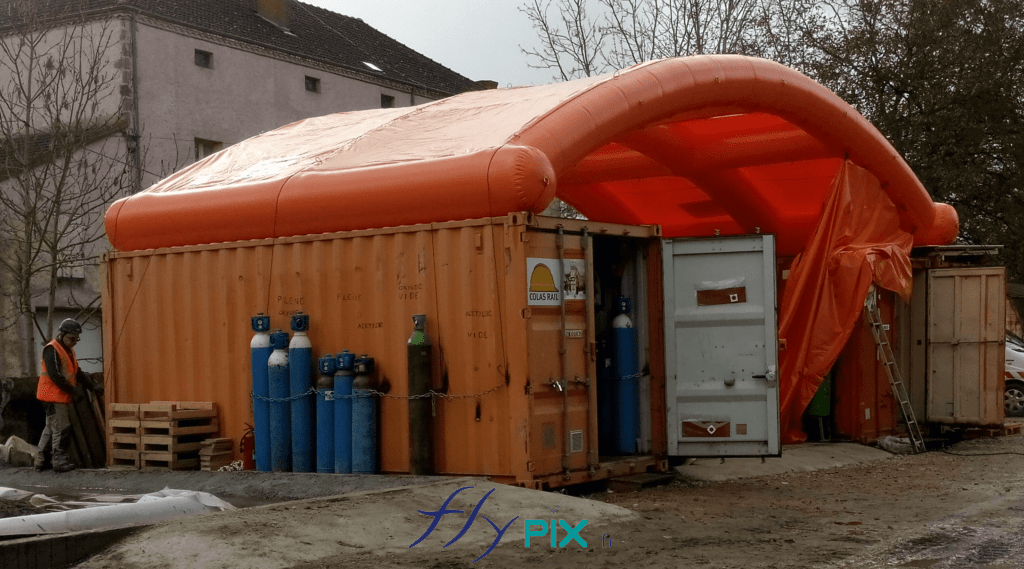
[6, 433, 1024, 568]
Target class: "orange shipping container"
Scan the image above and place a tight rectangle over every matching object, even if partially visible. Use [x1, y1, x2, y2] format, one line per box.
[102, 213, 667, 488]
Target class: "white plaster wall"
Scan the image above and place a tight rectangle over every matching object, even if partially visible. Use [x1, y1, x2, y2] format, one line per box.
[0, 18, 123, 134]
[134, 22, 437, 188]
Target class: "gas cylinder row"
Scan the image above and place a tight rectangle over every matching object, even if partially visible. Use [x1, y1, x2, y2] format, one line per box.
[249, 312, 378, 474]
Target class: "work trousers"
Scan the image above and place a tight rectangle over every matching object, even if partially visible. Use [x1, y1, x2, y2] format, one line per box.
[37, 402, 72, 465]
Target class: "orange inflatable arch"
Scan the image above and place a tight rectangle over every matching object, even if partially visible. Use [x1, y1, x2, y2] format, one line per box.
[105, 56, 958, 254]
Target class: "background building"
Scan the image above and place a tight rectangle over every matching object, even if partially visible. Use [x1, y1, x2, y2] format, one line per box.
[0, 0, 483, 380]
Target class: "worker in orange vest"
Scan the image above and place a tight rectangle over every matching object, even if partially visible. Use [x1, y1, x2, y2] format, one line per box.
[33, 318, 102, 472]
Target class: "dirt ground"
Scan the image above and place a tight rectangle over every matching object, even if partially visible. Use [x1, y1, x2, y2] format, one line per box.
[59, 432, 1024, 568]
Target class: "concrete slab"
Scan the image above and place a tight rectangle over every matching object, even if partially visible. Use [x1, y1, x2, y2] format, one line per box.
[675, 442, 893, 482]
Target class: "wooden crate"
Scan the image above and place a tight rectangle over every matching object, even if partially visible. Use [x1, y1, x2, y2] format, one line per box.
[108, 418, 141, 437]
[140, 403, 218, 421]
[109, 403, 140, 420]
[199, 438, 233, 454]
[109, 432, 141, 451]
[198, 437, 234, 471]
[141, 418, 219, 437]
[107, 404, 141, 468]
[107, 401, 218, 470]
[108, 449, 141, 470]
[201, 452, 234, 471]
[141, 450, 200, 470]
[142, 433, 208, 454]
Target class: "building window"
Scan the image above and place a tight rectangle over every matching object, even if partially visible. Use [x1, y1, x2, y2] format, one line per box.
[194, 49, 213, 68]
[305, 76, 321, 93]
[195, 138, 223, 161]
[381, 94, 395, 108]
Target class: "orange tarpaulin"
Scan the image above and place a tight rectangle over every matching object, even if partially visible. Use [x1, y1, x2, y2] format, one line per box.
[778, 161, 913, 444]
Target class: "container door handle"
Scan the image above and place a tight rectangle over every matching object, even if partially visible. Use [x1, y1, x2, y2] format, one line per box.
[752, 366, 777, 387]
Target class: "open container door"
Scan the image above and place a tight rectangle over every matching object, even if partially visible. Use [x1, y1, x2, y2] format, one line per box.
[663, 235, 780, 457]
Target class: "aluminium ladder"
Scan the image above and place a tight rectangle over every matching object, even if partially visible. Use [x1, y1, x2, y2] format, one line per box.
[864, 290, 927, 453]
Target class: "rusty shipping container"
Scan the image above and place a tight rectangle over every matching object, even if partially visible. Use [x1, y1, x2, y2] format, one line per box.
[102, 214, 669, 488]
[832, 288, 902, 443]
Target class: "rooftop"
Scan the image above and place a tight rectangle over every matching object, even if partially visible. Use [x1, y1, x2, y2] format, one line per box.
[0, 0, 482, 97]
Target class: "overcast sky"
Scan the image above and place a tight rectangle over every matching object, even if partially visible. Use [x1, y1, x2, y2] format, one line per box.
[302, 0, 556, 88]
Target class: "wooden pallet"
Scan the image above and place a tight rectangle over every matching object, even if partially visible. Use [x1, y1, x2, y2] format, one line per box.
[108, 418, 141, 437]
[141, 450, 201, 470]
[198, 437, 234, 471]
[109, 432, 141, 451]
[201, 452, 235, 471]
[142, 433, 208, 453]
[963, 422, 1023, 439]
[106, 401, 218, 470]
[140, 403, 218, 422]
[107, 405, 141, 468]
[141, 418, 219, 437]
[108, 449, 141, 470]
[109, 403, 140, 420]
[148, 401, 216, 410]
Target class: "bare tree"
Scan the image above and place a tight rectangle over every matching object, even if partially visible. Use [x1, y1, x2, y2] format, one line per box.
[521, 0, 768, 81]
[795, 0, 1024, 280]
[520, 0, 611, 81]
[0, 0, 133, 375]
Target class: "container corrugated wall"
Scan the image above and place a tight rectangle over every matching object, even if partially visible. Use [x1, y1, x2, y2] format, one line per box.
[104, 214, 665, 484]
[832, 290, 901, 443]
[104, 219, 514, 475]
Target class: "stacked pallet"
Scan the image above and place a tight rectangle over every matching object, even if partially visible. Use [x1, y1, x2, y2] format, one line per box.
[107, 402, 218, 470]
[140, 402, 219, 470]
[199, 438, 234, 471]
[107, 404, 142, 470]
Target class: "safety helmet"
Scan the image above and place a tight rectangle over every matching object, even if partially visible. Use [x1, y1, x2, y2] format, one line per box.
[58, 318, 83, 335]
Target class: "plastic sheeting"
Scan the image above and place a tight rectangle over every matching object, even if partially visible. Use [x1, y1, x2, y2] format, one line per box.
[0, 487, 234, 536]
[778, 161, 913, 444]
[105, 55, 958, 254]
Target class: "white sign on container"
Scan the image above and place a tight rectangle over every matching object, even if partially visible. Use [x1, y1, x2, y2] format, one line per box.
[526, 258, 586, 306]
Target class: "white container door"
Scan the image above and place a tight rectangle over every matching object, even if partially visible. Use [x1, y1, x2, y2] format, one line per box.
[663, 235, 779, 457]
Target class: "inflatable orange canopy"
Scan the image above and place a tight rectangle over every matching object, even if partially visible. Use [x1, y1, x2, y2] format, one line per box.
[105, 55, 958, 255]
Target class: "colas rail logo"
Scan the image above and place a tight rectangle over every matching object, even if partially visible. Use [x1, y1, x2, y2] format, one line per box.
[409, 486, 601, 563]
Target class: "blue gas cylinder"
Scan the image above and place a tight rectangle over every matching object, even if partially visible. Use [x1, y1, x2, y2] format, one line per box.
[289, 312, 315, 473]
[334, 350, 355, 474]
[351, 356, 378, 474]
[250, 314, 272, 472]
[267, 329, 292, 472]
[315, 354, 336, 474]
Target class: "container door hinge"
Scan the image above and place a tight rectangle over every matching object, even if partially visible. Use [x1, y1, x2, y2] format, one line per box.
[525, 382, 533, 395]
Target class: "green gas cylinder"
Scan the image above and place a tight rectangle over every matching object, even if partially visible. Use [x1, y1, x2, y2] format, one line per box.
[408, 314, 433, 475]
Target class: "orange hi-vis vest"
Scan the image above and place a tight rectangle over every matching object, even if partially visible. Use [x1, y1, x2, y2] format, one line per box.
[37, 339, 79, 403]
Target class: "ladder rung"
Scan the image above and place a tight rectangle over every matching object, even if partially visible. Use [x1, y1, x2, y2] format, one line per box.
[864, 302, 925, 454]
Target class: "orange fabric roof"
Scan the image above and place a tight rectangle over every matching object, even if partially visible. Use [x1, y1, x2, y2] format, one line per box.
[105, 55, 958, 254]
